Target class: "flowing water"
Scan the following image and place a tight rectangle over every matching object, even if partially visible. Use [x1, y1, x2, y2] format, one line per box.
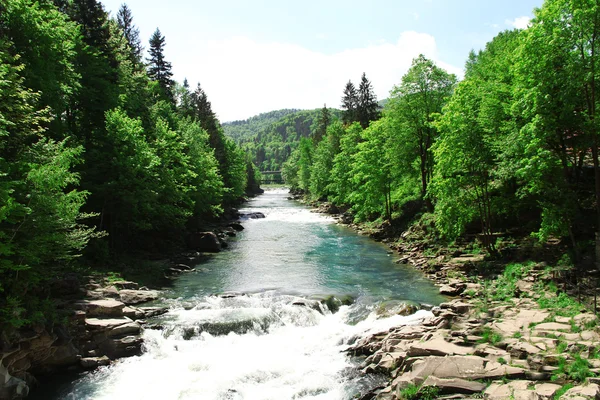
[47, 189, 445, 400]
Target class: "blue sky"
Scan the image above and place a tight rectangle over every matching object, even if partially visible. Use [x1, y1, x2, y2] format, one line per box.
[100, 0, 543, 122]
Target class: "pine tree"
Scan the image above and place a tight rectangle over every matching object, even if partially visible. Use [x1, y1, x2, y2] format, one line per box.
[357, 72, 379, 129]
[314, 103, 331, 143]
[147, 28, 174, 102]
[116, 3, 142, 63]
[341, 80, 358, 125]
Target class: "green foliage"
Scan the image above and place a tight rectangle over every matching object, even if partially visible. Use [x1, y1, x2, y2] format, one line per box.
[478, 326, 503, 346]
[554, 384, 574, 400]
[552, 355, 594, 383]
[398, 384, 440, 400]
[537, 292, 582, 318]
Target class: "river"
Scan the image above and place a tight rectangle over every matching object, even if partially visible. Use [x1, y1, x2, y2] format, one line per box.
[45, 189, 445, 400]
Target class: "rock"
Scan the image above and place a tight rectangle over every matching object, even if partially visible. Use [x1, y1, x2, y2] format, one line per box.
[507, 341, 542, 359]
[80, 356, 110, 370]
[485, 381, 538, 400]
[108, 322, 141, 337]
[188, 232, 221, 252]
[119, 289, 159, 305]
[406, 338, 474, 357]
[405, 355, 525, 384]
[138, 306, 169, 318]
[440, 301, 471, 314]
[562, 383, 600, 399]
[376, 301, 419, 317]
[122, 306, 145, 319]
[111, 281, 139, 290]
[439, 283, 466, 296]
[240, 212, 266, 219]
[171, 264, 193, 271]
[228, 222, 244, 231]
[421, 376, 486, 394]
[85, 317, 132, 330]
[98, 336, 143, 359]
[76, 299, 125, 317]
[534, 382, 561, 399]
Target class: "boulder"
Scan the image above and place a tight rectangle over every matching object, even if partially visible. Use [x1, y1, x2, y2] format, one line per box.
[138, 306, 169, 318]
[99, 335, 143, 359]
[439, 283, 466, 296]
[188, 232, 221, 252]
[80, 356, 110, 370]
[76, 299, 125, 317]
[240, 212, 266, 219]
[107, 322, 141, 337]
[228, 222, 244, 231]
[118, 289, 159, 305]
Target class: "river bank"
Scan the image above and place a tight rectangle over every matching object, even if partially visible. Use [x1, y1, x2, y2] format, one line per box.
[307, 200, 600, 399]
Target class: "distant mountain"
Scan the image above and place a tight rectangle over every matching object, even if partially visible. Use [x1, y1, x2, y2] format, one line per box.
[223, 108, 341, 171]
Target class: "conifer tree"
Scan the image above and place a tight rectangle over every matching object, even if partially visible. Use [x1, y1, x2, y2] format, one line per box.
[341, 80, 358, 125]
[116, 3, 142, 63]
[314, 104, 331, 143]
[357, 72, 379, 129]
[147, 28, 174, 102]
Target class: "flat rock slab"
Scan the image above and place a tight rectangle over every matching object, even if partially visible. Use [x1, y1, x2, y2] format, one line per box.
[563, 383, 600, 399]
[421, 376, 486, 394]
[407, 339, 474, 357]
[485, 381, 537, 400]
[78, 299, 125, 317]
[535, 382, 561, 398]
[534, 322, 571, 331]
[108, 322, 141, 337]
[119, 289, 159, 305]
[408, 355, 525, 383]
[85, 317, 132, 330]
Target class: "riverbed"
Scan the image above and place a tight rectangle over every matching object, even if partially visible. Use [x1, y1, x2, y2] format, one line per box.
[47, 189, 445, 400]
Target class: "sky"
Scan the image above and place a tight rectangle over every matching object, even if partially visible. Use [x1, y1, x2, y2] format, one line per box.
[100, 0, 543, 122]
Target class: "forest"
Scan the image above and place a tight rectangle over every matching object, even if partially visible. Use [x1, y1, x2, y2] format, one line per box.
[0, 0, 260, 330]
[281, 1, 600, 272]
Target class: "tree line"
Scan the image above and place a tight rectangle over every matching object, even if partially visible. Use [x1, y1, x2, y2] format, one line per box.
[284, 0, 600, 266]
[0, 0, 258, 329]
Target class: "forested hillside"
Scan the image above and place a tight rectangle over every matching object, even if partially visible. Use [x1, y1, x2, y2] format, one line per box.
[223, 107, 342, 171]
[0, 0, 259, 329]
[284, 1, 600, 270]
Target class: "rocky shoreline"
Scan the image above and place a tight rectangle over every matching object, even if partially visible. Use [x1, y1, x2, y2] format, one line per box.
[308, 200, 600, 399]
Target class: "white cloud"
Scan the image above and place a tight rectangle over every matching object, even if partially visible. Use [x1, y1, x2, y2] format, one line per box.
[506, 16, 531, 30]
[173, 32, 462, 122]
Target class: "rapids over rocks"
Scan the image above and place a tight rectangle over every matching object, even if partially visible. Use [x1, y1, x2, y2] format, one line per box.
[49, 189, 445, 400]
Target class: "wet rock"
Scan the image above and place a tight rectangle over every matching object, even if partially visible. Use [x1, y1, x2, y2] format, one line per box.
[240, 212, 266, 219]
[138, 306, 169, 318]
[80, 356, 110, 370]
[188, 232, 221, 252]
[376, 301, 419, 317]
[228, 222, 244, 231]
[107, 322, 141, 338]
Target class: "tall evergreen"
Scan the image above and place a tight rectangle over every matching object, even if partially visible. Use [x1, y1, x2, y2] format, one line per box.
[314, 104, 331, 143]
[116, 3, 142, 63]
[357, 72, 379, 129]
[341, 80, 358, 125]
[147, 28, 174, 102]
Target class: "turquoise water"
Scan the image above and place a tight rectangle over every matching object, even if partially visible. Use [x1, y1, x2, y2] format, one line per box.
[46, 189, 444, 400]
[170, 189, 443, 305]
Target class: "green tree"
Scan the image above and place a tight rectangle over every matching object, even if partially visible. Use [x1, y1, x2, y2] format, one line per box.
[147, 28, 174, 102]
[313, 103, 331, 143]
[387, 55, 456, 209]
[116, 3, 142, 63]
[357, 72, 380, 129]
[341, 80, 358, 125]
[329, 122, 363, 207]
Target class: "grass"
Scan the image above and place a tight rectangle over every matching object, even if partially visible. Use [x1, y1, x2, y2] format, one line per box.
[398, 384, 440, 400]
[553, 383, 574, 400]
[478, 326, 503, 346]
[537, 292, 582, 318]
[551, 355, 594, 383]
